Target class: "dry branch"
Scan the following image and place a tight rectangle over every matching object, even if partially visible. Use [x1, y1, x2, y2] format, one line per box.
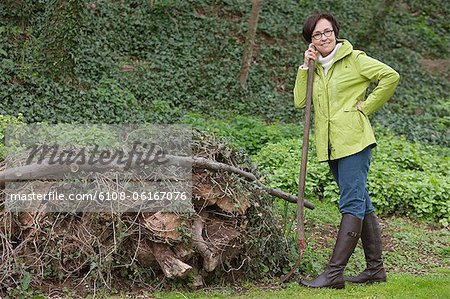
[0, 155, 315, 209]
[192, 214, 220, 272]
[151, 242, 192, 279]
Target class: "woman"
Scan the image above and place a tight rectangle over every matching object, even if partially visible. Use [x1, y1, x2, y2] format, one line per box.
[294, 13, 399, 289]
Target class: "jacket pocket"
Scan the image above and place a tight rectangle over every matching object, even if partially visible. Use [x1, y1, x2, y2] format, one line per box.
[343, 105, 358, 112]
[344, 104, 366, 116]
[342, 109, 364, 130]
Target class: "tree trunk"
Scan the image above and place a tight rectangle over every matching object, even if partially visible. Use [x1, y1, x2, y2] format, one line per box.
[239, 0, 263, 88]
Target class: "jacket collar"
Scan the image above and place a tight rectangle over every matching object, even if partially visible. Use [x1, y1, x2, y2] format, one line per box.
[314, 39, 353, 78]
[333, 38, 353, 62]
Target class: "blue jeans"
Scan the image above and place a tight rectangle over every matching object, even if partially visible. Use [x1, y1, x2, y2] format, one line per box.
[328, 146, 375, 220]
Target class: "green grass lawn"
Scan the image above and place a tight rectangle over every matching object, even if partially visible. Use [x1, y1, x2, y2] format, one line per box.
[150, 270, 449, 299]
[130, 200, 448, 299]
[26, 198, 449, 299]
[274, 197, 450, 279]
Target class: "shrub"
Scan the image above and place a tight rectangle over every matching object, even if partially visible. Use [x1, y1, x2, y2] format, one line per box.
[182, 112, 300, 155]
[254, 131, 450, 226]
[0, 113, 25, 160]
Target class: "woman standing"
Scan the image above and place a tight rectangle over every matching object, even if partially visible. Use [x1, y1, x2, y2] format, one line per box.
[294, 13, 400, 289]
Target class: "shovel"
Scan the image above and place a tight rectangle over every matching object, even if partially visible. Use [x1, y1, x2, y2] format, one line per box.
[281, 44, 316, 283]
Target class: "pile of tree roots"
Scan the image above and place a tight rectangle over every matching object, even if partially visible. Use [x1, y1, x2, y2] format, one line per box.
[0, 133, 295, 295]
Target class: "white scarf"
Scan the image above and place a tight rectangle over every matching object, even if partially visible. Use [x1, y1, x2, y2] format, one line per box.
[317, 43, 342, 76]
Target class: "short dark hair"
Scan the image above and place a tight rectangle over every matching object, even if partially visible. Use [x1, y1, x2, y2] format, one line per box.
[302, 13, 340, 43]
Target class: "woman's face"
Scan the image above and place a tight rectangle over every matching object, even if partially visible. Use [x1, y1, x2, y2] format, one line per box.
[311, 18, 336, 57]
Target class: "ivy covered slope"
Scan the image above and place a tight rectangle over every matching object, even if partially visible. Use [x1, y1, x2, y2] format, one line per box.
[0, 0, 448, 145]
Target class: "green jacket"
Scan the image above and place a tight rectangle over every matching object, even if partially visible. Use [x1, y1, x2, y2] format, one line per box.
[294, 39, 400, 162]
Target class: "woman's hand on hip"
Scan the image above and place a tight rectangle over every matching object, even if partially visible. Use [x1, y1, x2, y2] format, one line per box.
[357, 101, 363, 113]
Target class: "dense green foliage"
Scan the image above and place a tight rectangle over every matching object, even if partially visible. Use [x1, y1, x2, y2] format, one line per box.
[183, 112, 300, 155]
[0, 0, 448, 145]
[182, 112, 450, 225]
[0, 2, 448, 294]
[254, 132, 450, 226]
[0, 113, 24, 159]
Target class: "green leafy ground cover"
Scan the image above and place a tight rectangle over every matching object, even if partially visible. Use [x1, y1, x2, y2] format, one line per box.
[183, 113, 450, 226]
[0, 0, 448, 144]
[0, 0, 448, 297]
[255, 134, 450, 226]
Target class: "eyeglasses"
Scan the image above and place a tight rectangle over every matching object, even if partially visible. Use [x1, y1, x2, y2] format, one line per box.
[312, 29, 334, 40]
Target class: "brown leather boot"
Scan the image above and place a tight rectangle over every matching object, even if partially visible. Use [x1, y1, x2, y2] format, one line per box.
[300, 214, 362, 289]
[345, 212, 387, 283]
